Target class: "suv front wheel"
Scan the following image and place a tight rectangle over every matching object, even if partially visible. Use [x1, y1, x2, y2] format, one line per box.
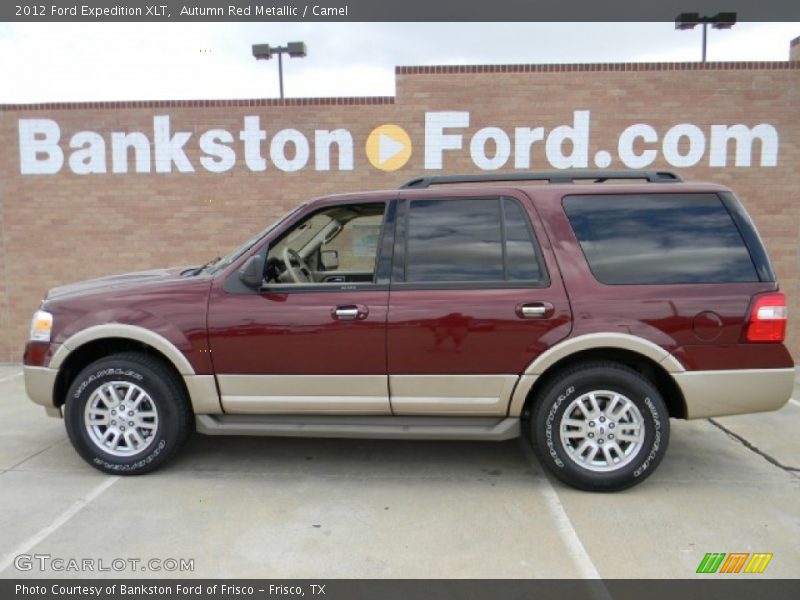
[530, 362, 670, 492]
[64, 352, 192, 474]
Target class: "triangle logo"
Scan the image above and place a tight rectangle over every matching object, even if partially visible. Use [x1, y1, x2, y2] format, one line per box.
[366, 124, 412, 171]
[379, 133, 406, 164]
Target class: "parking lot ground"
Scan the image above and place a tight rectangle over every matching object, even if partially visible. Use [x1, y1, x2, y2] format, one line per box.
[0, 366, 798, 579]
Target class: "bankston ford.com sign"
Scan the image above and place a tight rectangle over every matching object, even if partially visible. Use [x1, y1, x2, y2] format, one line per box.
[17, 110, 779, 176]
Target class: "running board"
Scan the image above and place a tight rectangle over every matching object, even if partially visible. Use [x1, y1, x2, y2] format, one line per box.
[195, 415, 520, 441]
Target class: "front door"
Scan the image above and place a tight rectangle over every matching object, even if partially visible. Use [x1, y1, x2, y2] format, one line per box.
[207, 200, 392, 414]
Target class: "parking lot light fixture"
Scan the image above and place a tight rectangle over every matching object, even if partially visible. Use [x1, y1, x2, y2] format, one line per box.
[252, 41, 308, 100]
[675, 12, 737, 62]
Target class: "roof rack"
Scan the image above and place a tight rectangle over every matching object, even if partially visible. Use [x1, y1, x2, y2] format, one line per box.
[400, 170, 682, 189]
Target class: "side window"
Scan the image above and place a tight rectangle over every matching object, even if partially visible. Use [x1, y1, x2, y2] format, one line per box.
[406, 198, 503, 282]
[403, 197, 546, 284]
[266, 203, 386, 285]
[503, 198, 543, 281]
[563, 193, 759, 285]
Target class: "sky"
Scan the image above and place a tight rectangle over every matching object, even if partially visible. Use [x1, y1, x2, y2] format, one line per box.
[1, 22, 799, 103]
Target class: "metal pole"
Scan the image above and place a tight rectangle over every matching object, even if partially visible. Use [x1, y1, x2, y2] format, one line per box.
[278, 51, 284, 99]
[701, 22, 707, 63]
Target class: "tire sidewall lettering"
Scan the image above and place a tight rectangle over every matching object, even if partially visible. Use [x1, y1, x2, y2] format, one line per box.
[544, 385, 574, 469]
[73, 368, 144, 399]
[73, 368, 159, 462]
[66, 358, 180, 474]
[633, 396, 661, 479]
[534, 367, 670, 490]
[91, 439, 167, 472]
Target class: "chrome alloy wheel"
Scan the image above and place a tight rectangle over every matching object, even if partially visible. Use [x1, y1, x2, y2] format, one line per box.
[84, 381, 160, 457]
[559, 390, 645, 472]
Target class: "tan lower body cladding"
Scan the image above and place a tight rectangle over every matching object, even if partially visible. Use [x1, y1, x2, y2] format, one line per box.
[213, 368, 794, 420]
[216, 374, 517, 416]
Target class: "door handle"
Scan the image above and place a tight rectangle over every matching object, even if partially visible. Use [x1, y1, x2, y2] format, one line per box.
[516, 302, 555, 319]
[332, 305, 369, 320]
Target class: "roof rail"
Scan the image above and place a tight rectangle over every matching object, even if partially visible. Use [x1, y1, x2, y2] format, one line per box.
[400, 170, 682, 189]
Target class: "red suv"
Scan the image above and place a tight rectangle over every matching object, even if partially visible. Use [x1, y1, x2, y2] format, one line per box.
[23, 171, 794, 491]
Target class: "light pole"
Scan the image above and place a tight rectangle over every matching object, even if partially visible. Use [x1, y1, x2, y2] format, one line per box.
[252, 42, 307, 99]
[675, 13, 736, 63]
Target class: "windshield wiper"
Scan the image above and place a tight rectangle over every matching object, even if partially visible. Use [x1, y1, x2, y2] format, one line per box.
[189, 256, 222, 276]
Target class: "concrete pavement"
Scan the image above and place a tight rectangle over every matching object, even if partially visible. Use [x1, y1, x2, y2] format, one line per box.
[0, 364, 797, 579]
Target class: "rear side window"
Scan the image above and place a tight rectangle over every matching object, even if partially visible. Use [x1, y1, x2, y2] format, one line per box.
[403, 197, 546, 284]
[563, 194, 759, 285]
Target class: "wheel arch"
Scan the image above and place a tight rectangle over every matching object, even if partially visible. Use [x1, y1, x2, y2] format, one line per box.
[51, 324, 195, 374]
[52, 334, 193, 412]
[511, 334, 687, 420]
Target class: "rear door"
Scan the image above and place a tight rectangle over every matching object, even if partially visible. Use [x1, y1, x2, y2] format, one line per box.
[386, 191, 572, 416]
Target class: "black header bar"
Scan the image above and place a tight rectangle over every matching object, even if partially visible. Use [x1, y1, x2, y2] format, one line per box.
[4, 0, 800, 22]
[4, 579, 800, 600]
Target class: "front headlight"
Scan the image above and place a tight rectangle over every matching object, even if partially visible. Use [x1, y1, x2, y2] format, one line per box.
[29, 310, 53, 342]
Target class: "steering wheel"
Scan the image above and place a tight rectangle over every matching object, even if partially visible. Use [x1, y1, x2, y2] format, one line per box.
[281, 247, 313, 283]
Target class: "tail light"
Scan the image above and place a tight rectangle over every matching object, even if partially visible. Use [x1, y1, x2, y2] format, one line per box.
[745, 293, 787, 342]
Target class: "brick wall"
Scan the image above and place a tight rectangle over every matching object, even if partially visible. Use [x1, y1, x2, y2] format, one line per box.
[1, 61, 798, 362]
[0, 191, 10, 363]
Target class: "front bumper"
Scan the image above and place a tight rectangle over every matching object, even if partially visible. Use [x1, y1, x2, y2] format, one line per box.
[23, 365, 61, 418]
[675, 368, 795, 419]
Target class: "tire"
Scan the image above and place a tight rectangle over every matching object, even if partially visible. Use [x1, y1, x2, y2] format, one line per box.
[529, 362, 670, 492]
[64, 352, 192, 475]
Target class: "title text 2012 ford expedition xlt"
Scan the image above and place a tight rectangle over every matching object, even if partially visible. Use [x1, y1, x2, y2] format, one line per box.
[23, 171, 794, 491]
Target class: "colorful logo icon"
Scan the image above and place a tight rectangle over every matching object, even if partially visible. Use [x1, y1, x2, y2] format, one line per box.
[365, 124, 412, 171]
[696, 552, 773, 574]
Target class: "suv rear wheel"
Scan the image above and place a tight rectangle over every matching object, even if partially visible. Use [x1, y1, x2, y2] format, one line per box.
[64, 352, 192, 474]
[529, 362, 669, 492]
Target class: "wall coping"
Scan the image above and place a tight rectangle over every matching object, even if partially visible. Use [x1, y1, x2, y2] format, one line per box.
[0, 96, 396, 111]
[396, 61, 800, 74]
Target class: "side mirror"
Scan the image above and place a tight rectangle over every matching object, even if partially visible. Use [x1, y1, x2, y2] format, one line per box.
[321, 250, 339, 270]
[238, 254, 265, 288]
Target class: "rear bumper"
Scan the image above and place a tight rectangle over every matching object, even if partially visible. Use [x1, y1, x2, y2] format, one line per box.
[674, 368, 795, 419]
[23, 365, 61, 418]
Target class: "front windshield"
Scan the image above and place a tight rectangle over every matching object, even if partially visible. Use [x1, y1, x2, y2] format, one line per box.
[206, 204, 306, 274]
